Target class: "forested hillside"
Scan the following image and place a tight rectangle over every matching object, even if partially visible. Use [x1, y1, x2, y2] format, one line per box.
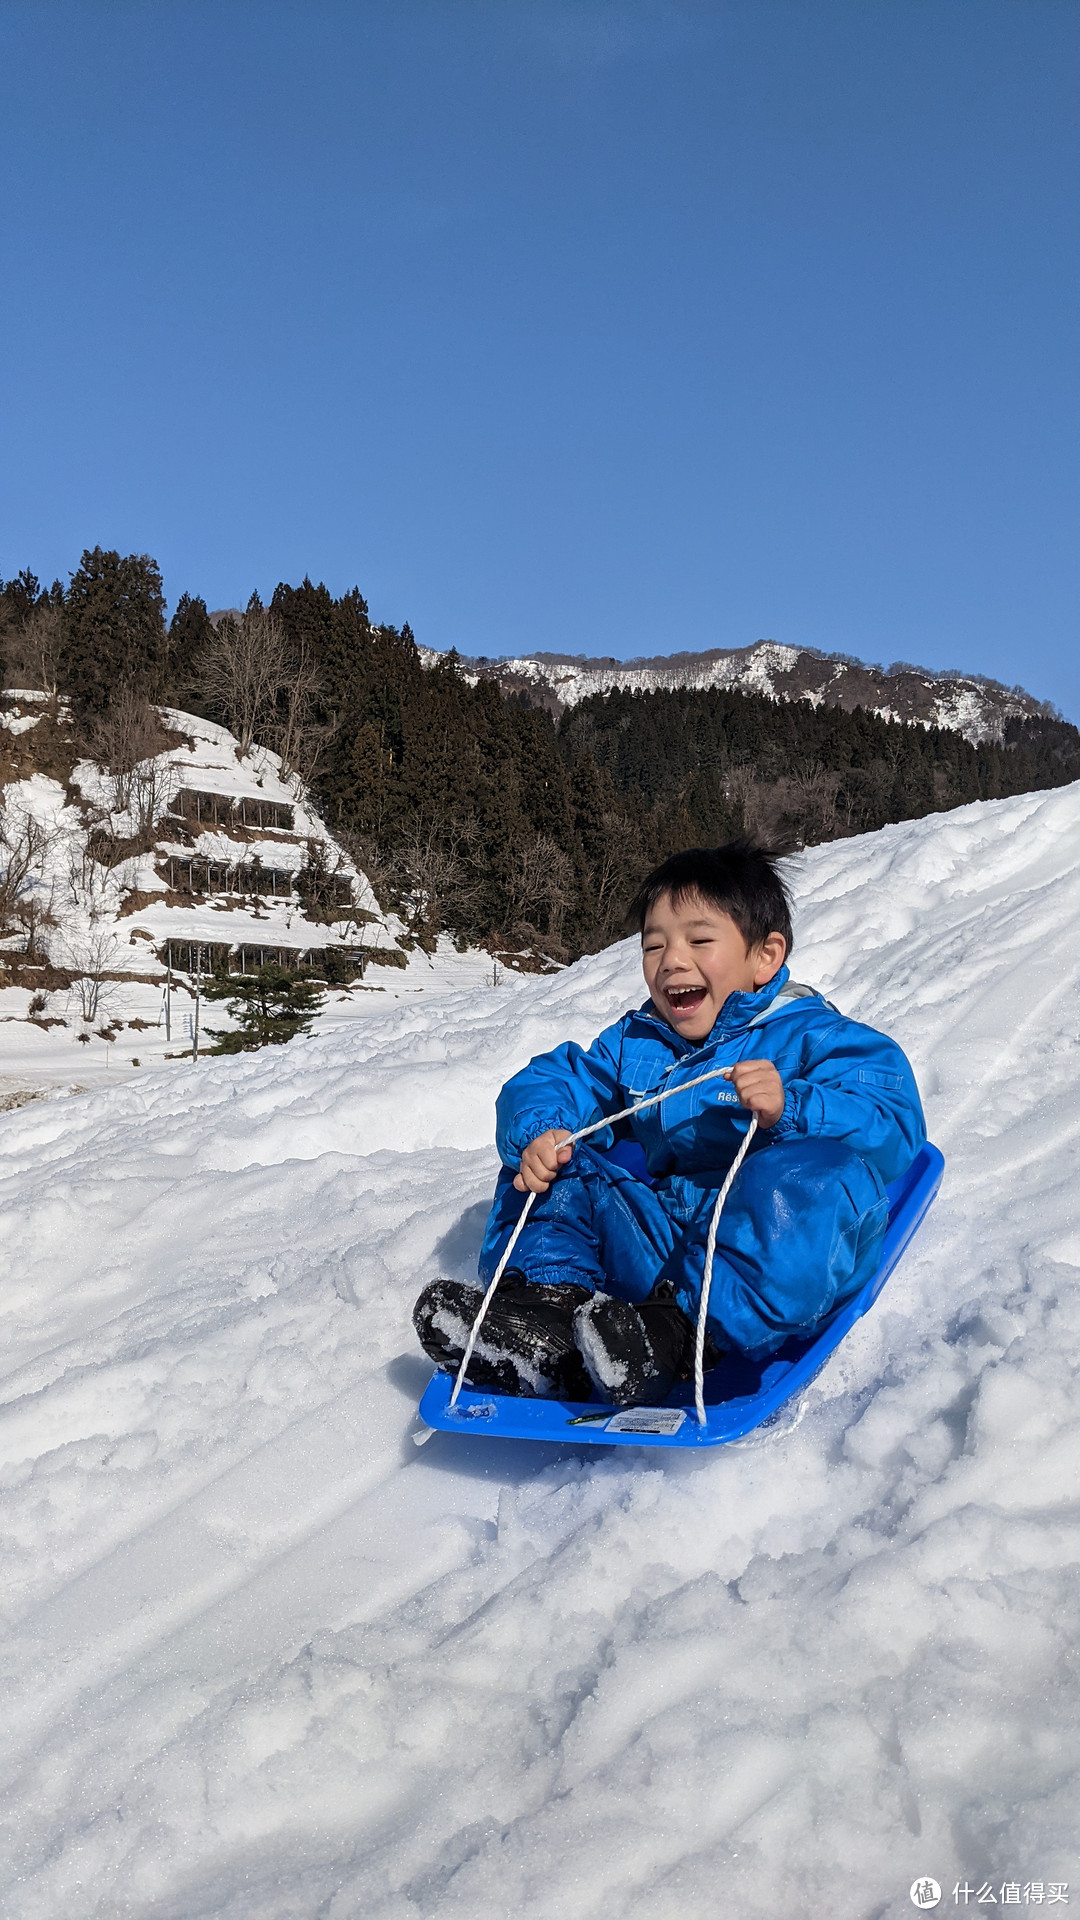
[561, 684, 1080, 858]
[4, 551, 1079, 964]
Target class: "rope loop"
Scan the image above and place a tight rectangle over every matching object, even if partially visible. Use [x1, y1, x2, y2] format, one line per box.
[693, 1113, 757, 1425]
[449, 1065, 759, 1419]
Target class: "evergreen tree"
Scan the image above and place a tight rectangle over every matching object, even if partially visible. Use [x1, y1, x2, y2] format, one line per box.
[203, 964, 326, 1053]
[0, 569, 42, 640]
[167, 592, 215, 700]
[60, 548, 168, 712]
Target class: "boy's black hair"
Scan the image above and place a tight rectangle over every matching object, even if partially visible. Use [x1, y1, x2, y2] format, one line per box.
[628, 841, 794, 955]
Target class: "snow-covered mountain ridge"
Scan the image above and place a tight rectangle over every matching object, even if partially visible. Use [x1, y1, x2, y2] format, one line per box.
[1, 780, 1078, 1915]
[418, 638, 1055, 745]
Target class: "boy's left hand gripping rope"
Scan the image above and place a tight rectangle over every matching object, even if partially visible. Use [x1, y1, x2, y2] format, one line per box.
[447, 1066, 757, 1427]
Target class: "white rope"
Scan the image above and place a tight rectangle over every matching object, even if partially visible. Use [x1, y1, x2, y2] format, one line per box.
[693, 1113, 757, 1426]
[448, 1187, 539, 1406]
[449, 1063, 755, 1409]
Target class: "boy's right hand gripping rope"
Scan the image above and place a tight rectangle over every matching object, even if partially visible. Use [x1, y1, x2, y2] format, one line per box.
[449, 1069, 760, 1427]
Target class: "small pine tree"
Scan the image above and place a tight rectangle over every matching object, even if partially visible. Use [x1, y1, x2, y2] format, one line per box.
[203, 964, 326, 1053]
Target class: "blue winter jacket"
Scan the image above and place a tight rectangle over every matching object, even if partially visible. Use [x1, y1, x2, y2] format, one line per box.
[496, 966, 926, 1193]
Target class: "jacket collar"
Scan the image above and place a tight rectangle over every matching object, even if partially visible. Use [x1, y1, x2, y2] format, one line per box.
[634, 965, 791, 1053]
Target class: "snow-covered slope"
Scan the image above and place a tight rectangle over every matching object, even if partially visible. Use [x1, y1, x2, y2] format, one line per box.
[1, 699, 500, 1092]
[1, 785, 1079, 1917]
[0, 696, 398, 979]
[419, 640, 1054, 746]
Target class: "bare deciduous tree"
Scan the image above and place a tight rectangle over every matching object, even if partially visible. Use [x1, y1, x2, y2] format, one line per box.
[786, 760, 842, 843]
[506, 836, 576, 946]
[61, 927, 120, 1024]
[0, 808, 61, 960]
[83, 691, 172, 813]
[396, 819, 483, 936]
[724, 765, 790, 843]
[0, 812, 47, 928]
[3, 600, 64, 700]
[128, 754, 176, 838]
[267, 639, 335, 783]
[64, 827, 122, 917]
[724, 765, 765, 832]
[14, 889, 58, 964]
[197, 604, 289, 755]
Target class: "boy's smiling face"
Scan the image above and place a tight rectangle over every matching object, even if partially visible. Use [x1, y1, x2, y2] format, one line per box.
[641, 889, 787, 1042]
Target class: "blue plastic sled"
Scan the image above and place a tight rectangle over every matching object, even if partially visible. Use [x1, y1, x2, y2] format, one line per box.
[418, 1142, 944, 1449]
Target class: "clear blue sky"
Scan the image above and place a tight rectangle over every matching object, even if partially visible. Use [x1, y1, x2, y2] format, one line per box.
[2, 2, 1078, 716]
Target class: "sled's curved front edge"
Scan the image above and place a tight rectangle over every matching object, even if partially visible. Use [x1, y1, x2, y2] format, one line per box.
[417, 1142, 945, 1450]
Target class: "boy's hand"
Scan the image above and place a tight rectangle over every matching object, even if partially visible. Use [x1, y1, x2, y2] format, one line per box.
[729, 1059, 786, 1129]
[514, 1128, 574, 1193]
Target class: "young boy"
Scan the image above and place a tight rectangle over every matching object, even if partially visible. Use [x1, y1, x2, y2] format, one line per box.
[414, 842, 925, 1407]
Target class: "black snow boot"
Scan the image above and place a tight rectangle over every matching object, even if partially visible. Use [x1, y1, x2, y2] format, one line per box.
[572, 1283, 722, 1407]
[413, 1272, 594, 1399]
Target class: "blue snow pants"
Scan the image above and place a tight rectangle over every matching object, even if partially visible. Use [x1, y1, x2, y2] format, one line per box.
[478, 1138, 891, 1359]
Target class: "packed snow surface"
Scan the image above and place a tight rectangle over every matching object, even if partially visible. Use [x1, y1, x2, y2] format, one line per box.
[2, 786, 1079, 1918]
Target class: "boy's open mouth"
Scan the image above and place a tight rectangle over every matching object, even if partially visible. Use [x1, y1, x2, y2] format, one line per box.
[664, 985, 707, 1015]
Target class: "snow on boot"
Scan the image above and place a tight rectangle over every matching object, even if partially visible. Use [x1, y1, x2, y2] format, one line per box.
[412, 1273, 593, 1400]
[572, 1290, 699, 1406]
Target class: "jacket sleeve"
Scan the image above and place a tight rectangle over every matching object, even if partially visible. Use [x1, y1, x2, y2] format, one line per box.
[495, 1022, 626, 1168]
[770, 1016, 926, 1185]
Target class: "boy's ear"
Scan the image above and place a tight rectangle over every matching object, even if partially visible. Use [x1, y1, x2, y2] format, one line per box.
[752, 931, 787, 987]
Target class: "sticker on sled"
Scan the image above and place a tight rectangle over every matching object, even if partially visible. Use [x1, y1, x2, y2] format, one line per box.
[605, 1407, 687, 1436]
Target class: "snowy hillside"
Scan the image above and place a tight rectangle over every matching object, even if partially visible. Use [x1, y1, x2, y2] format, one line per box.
[419, 639, 1053, 746]
[1, 784, 1079, 1916]
[0, 696, 498, 1095]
